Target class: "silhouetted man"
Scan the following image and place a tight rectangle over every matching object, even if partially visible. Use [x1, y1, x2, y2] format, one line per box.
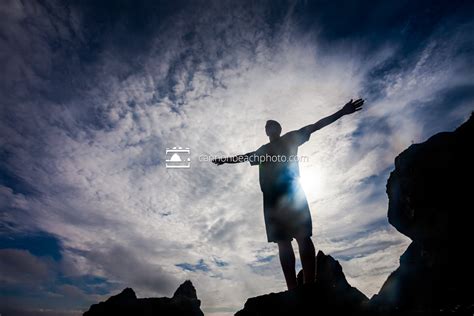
[212, 99, 364, 290]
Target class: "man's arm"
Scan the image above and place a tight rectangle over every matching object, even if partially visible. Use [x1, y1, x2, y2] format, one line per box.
[300, 98, 364, 135]
[212, 152, 254, 166]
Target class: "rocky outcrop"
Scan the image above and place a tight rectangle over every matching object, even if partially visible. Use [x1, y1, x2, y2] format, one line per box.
[83, 280, 203, 316]
[173, 280, 198, 299]
[371, 114, 474, 313]
[236, 250, 368, 315]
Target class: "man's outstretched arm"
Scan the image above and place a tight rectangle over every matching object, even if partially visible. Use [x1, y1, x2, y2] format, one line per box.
[212, 152, 254, 166]
[300, 98, 364, 135]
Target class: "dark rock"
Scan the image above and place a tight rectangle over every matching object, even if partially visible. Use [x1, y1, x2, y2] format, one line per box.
[105, 287, 136, 303]
[83, 280, 203, 316]
[371, 113, 474, 313]
[386, 114, 473, 243]
[173, 280, 198, 300]
[236, 251, 368, 316]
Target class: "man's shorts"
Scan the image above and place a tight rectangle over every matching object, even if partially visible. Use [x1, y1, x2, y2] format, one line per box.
[262, 182, 312, 243]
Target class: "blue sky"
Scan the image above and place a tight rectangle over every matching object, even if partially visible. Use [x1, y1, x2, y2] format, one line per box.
[1, 0, 473, 315]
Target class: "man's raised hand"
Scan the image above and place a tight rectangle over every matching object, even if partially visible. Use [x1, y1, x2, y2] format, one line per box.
[341, 98, 364, 115]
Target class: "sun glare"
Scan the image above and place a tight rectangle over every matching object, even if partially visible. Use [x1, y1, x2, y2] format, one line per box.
[299, 167, 324, 201]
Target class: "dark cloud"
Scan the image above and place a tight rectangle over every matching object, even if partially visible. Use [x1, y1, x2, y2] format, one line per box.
[0, 248, 52, 286]
[0, 232, 118, 313]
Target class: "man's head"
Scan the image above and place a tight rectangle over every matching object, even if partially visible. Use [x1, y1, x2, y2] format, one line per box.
[265, 120, 282, 139]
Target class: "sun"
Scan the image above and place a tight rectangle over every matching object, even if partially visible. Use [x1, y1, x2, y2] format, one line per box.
[299, 166, 324, 201]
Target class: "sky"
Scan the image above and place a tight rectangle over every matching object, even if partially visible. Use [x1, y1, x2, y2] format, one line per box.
[1, 0, 473, 315]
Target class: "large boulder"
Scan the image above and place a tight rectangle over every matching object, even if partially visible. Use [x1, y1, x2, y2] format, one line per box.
[371, 114, 474, 313]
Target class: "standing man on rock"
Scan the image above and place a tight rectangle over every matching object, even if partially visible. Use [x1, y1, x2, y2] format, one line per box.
[212, 99, 364, 290]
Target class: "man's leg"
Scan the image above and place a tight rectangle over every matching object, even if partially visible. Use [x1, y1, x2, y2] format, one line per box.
[296, 236, 316, 284]
[277, 240, 297, 290]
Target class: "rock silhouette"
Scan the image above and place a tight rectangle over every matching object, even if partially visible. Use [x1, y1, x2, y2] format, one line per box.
[370, 113, 474, 313]
[83, 280, 203, 316]
[237, 114, 474, 315]
[236, 250, 368, 316]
